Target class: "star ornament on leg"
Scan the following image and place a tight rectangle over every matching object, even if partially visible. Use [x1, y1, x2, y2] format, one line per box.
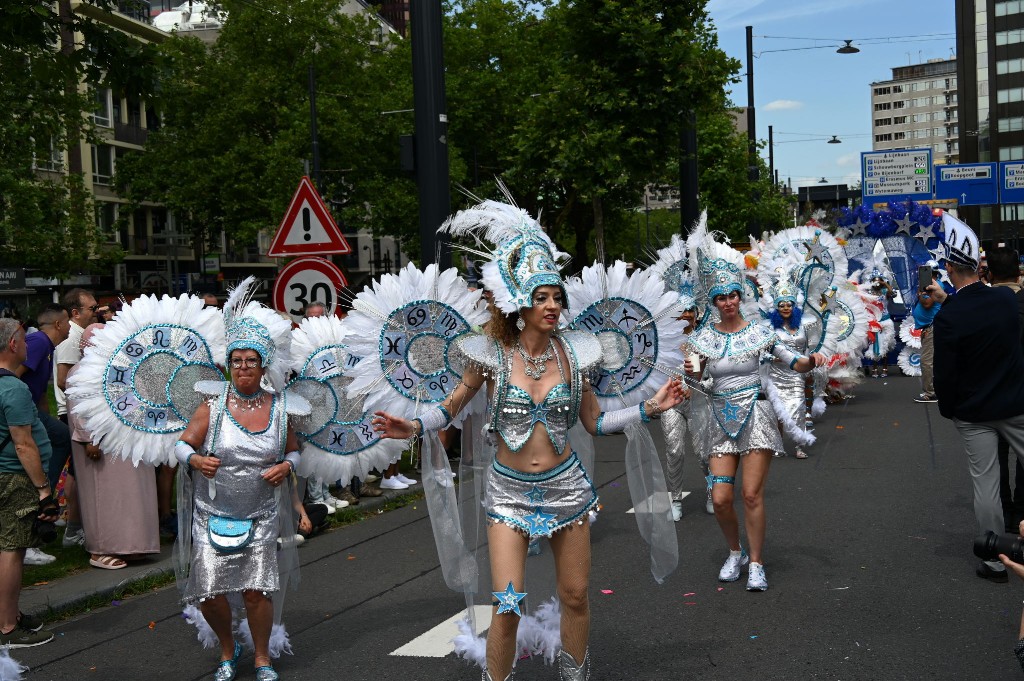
[493, 581, 527, 616]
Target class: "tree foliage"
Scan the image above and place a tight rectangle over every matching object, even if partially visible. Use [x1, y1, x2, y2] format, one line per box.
[0, 0, 158, 279]
[116, 0, 417, 253]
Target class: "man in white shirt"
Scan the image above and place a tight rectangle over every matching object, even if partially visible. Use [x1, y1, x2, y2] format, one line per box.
[52, 288, 96, 548]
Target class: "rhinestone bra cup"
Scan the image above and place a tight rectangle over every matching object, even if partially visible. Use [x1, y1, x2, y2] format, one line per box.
[498, 383, 572, 453]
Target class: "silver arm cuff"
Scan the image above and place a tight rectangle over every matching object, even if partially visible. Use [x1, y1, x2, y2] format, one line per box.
[596, 404, 644, 436]
[174, 440, 195, 468]
[418, 405, 452, 434]
[284, 451, 300, 470]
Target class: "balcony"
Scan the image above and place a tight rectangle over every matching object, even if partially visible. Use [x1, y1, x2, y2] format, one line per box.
[114, 122, 148, 146]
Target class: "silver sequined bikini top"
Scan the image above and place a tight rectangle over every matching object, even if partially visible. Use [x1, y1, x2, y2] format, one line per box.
[452, 330, 603, 454]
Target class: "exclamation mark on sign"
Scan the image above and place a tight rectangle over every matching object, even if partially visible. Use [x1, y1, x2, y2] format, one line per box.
[302, 206, 312, 242]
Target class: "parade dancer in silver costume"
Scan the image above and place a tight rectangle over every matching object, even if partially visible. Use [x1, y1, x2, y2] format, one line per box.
[175, 285, 302, 681]
[372, 200, 685, 681]
[765, 278, 819, 460]
[685, 227, 825, 592]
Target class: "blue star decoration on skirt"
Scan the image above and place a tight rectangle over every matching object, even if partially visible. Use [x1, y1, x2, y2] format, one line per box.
[523, 485, 547, 505]
[493, 581, 527, 616]
[720, 400, 741, 422]
[524, 508, 557, 535]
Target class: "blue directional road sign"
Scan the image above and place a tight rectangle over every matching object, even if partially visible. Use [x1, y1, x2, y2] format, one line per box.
[862, 149, 932, 207]
[1001, 162, 1024, 204]
[933, 163, 998, 206]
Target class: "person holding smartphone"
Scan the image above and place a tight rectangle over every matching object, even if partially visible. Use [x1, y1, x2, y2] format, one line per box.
[912, 261, 943, 404]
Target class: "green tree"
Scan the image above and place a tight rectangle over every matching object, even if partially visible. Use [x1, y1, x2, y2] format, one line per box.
[116, 0, 418, 256]
[0, 0, 151, 278]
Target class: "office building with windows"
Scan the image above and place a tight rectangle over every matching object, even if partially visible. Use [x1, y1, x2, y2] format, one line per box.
[869, 57, 959, 166]
[955, 0, 1024, 244]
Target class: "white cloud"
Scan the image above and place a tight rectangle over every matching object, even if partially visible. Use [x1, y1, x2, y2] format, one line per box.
[763, 99, 803, 111]
[835, 153, 857, 167]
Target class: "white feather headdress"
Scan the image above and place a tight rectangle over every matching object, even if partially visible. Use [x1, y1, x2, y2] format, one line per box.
[223, 276, 293, 391]
[648, 233, 696, 310]
[439, 189, 569, 315]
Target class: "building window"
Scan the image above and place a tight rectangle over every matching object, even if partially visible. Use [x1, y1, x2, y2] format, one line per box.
[875, 133, 893, 142]
[91, 144, 114, 185]
[893, 116, 908, 124]
[1000, 146, 1024, 161]
[874, 102, 891, 111]
[873, 86, 891, 96]
[874, 118, 892, 127]
[997, 58, 1024, 75]
[996, 0, 1024, 17]
[92, 89, 112, 127]
[995, 29, 1024, 46]
[999, 117, 1024, 132]
[892, 85, 903, 93]
[998, 87, 1024, 104]
[33, 137, 63, 171]
[95, 202, 118, 240]
[893, 100, 906, 109]
[894, 132, 907, 140]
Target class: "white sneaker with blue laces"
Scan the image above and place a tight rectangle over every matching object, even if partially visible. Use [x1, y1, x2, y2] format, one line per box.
[746, 561, 768, 591]
[718, 549, 749, 582]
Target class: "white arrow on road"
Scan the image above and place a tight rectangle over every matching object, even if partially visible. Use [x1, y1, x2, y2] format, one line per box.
[390, 605, 492, 658]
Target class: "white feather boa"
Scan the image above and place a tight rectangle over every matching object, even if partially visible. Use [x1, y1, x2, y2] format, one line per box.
[183, 605, 293, 659]
[563, 261, 685, 410]
[343, 263, 489, 423]
[453, 598, 562, 668]
[67, 294, 225, 466]
[762, 373, 816, 447]
[0, 648, 27, 681]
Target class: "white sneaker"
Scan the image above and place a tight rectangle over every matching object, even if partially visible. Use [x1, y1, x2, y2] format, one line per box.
[62, 528, 85, 548]
[293, 533, 305, 546]
[24, 548, 56, 566]
[671, 500, 683, 522]
[718, 549, 749, 582]
[380, 476, 409, 490]
[395, 473, 418, 486]
[746, 562, 768, 591]
[363, 474, 379, 483]
[322, 500, 337, 513]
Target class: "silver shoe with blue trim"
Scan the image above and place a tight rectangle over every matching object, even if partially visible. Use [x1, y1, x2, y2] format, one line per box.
[482, 670, 513, 680]
[213, 642, 242, 681]
[255, 665, 279, 681]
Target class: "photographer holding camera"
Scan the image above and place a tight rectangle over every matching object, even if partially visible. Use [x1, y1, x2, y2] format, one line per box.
[0, 318, 57, 647]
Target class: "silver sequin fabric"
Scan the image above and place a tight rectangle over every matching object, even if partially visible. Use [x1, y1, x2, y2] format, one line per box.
[486, 453, 598, 538]
[767, 323, 810, 429]
[183, 397, 286, 603]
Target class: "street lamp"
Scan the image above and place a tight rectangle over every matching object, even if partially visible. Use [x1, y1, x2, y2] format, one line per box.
[836, 40, 860, 55]
[828, 135, 842, 144]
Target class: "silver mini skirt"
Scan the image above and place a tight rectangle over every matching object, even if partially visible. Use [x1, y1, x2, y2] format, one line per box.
[486, 453, 599, 538]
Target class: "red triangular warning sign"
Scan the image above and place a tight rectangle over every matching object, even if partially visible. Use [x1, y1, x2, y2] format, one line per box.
[267, 177, 351, 257]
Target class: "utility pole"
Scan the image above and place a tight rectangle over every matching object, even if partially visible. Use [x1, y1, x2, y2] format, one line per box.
[308, 64, 321, 191]
[746, 26, 759, 236]
[679, 108, 699, 235]
[410, 1, 451, 268]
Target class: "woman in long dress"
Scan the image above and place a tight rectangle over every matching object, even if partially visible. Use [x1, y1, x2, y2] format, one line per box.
[67, 323, 159, 569]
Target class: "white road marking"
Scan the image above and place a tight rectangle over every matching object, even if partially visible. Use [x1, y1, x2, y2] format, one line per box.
[389, 605, 492, 658]
[626, 491, 689, 514]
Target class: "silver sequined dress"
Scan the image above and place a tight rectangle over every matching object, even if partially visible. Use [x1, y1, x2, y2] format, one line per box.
[766, 321, 812, 441]
[687, 322, 799, 457]
[184, 395, 286, 602]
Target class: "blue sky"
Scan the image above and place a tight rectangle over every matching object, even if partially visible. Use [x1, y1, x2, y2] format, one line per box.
[706, 0, 957, 190]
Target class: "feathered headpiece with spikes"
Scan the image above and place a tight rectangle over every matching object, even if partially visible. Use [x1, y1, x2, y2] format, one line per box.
[686, 211, 745, 309]
[439, 187, 569, 316]
[223, 276, 292, 390]
[649, 233, 696, 310]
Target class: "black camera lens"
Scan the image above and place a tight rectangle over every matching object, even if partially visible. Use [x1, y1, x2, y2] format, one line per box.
[974, 530, 1024, 564]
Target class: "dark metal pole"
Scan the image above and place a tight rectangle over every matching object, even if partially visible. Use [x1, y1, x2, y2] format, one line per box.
[308, 64, 321, 190]
[768, 124, 774, 185]
[746, 26, 759, 235]
[410, 0, 451, 268]
[680, 108, 699, 235]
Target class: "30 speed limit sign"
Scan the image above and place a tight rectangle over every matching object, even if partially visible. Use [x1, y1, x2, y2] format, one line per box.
[273, 256, 348, 324]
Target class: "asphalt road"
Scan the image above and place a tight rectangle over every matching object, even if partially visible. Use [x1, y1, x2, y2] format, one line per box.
[12, 373, 1023, 680]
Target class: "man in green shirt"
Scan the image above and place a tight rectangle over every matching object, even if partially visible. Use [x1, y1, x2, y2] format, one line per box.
[0, 318, 56, 647]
